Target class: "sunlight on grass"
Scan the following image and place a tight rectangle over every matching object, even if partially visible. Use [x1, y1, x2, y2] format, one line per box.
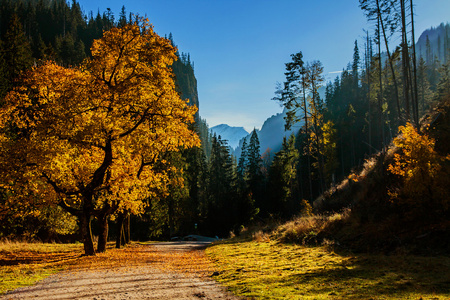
[206, 240, 450, 299]
[0, 241, 83, 294]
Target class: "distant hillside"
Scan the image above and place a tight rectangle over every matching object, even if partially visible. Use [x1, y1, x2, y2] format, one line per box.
[312, 97, 450, 254]
[235, 108, 302, 158]
[417, 22, 449, 64]
[172, 51, 199, 110]
[210, 124, 249, 149]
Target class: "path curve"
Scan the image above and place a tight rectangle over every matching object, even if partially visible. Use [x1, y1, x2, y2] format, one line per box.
[1, 242, 238, 300]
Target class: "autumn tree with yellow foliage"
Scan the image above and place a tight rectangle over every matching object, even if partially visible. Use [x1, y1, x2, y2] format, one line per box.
[388, 123, 449, 220]
[0, 19, 199, 255]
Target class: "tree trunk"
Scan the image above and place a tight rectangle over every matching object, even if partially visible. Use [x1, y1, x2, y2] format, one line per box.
[377, 13, 385, 149]
[116, 213, 125, 249]
[301, 72, 313, 200]
[376, 0, 401, 122]
[125, 213, 131, 244]
[367, 34, 372, 154]
[97, 215, 109, 253]
[80, 213, 95, 256]
[400, 0, 411, 121]
[410, 0, 419, 126]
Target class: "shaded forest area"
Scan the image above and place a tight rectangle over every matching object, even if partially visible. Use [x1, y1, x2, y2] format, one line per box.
[0, 0, 449, 255]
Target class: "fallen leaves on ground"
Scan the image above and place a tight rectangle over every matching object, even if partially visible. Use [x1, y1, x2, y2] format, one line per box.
[0, 242, 215, 294]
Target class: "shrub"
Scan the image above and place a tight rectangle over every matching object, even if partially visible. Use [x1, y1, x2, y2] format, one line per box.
[387, 123, 450, 219]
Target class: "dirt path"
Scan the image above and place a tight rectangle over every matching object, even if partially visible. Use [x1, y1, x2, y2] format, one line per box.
[1, 242, 239, 300]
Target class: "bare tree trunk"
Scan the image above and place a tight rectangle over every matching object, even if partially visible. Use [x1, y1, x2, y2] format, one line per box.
[376, 0, 401, 122]
[400, 0, 411, 121]
[97, 215, 109, 253]
[125, 214, 131, 244]
[116, 213, 125, 249]
[410, 0, 419, 126]
[377, 13, 385, 149]
[301, 71, 313, 200]
[80, 213, 95, 256]
[366, 31, 372, 154]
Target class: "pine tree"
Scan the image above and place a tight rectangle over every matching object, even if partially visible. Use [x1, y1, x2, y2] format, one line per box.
[207, 135, 238, 236]
[118, 6, 127, 28]
[417, 57, 431, 115]
[237, 137, 248, 182]
[247, 130, 263, 199]
[352, 40, 360, 97]
[2, 14, 33, 82]
[273, 51, 313, 200]
[268, 134, 299, 217]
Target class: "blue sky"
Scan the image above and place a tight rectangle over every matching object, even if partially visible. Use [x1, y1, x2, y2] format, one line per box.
[77, 0, 450, 132]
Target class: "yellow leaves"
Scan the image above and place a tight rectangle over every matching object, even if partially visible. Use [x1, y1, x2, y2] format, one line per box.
[0, 19, 200, 228]
[0, 241, 215, 294]
[388, 123, 439, 179]
[387, 123, 450, 212]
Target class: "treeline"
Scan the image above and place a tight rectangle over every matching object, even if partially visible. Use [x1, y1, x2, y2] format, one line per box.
[0, 0, 258, 243]
[1, 0, 449, 246]
[269, 1, 450, 211]
[196, 2, 450, 229]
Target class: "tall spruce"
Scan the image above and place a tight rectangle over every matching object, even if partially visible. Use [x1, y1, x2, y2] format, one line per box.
[207, 135, 238, 236]
[2, 14, 33, 83]
[268, 134, 299, 218]
[273, 51, 313, 200]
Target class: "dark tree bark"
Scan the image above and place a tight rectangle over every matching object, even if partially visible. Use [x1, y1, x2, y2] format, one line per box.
[410, 0, 419, 126]
[375, 0, 401, 122]
[377, 13, 386, 149]
[125, 214, 131, 244]
[80, 212, 95, 256]
[400, 0, 411, 121]
[116, 213, 125, 249]
[97, 215, 109, 253]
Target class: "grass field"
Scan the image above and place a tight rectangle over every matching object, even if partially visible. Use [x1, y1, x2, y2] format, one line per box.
[206, 239, 450, 299]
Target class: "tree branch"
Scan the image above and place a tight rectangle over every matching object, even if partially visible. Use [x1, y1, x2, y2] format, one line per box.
[117, 92, 166, 139]
[41, 172, 81, 216]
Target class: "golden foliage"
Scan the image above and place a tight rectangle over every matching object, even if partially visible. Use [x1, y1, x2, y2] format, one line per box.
[0, 19, 199, 249]
[387, 123, 449, 213]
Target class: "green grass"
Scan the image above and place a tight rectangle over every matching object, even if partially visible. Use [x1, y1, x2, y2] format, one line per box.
[206, 239, 450, 299]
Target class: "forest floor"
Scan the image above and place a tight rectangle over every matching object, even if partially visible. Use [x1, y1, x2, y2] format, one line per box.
[0, 241, 239, 300]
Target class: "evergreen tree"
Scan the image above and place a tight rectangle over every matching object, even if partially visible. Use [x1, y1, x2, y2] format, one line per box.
[118, 6, 127, 28]
[246, 129, 264, 207]
[206, 134, 238, 236]
[2, 14, 33, 82]
[273, 51, 314, 200]
[268, 134, 299, 218]
[237, 137, 248, 182]
[352, 40, 360, 97]
[417, 57, 432, 115]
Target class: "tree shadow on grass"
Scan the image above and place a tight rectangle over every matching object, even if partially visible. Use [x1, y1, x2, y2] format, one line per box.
[285, 251, 450, 298]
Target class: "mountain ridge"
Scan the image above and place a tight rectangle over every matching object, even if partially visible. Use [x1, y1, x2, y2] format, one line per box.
[210, 124, 249, 149]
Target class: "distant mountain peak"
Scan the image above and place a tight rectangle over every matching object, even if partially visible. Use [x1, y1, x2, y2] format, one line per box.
[210, 124, 249, 150]
[234, 108, 302, 158]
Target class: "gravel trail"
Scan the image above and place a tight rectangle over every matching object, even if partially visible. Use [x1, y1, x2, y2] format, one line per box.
[1, 242, 239, 300]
